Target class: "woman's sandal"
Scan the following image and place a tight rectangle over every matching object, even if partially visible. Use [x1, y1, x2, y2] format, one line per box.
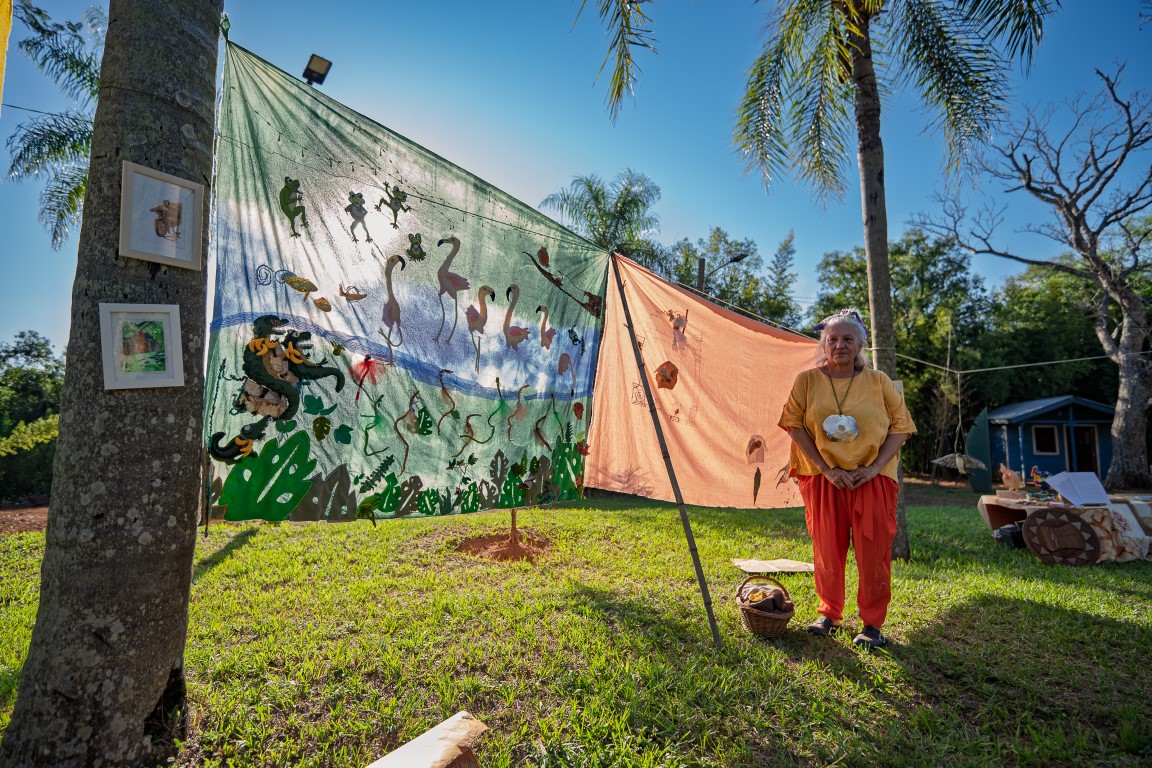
[806, 616, 841, 636]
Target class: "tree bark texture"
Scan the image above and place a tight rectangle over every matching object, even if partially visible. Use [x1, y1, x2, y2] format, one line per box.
[1109, 358, 1152, 489]
[0, 1, 221, 765]
[847, 11, 908, 560]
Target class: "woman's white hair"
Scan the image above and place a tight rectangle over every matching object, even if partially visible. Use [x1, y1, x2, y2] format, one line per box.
[814, 309, 870, 369]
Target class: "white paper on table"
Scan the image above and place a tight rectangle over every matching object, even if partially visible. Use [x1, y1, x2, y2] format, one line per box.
[1045, 471, 1111, 506]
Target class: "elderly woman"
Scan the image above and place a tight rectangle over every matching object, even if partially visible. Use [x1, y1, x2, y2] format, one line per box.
[777, 310, 915, 649]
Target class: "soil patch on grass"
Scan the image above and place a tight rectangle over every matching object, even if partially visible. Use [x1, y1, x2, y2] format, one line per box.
[455, 530, 551, 562]
[0, 506, 49, 535]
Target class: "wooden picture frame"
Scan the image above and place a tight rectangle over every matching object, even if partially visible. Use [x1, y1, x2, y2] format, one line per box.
[118, 161, 204, 270]
[98, 303, 185, 389]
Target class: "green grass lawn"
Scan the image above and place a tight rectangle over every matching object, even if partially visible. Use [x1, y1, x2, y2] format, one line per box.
[3, 487, 1151, 767]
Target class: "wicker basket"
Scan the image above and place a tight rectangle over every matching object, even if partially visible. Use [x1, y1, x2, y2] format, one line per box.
[735, 574, 795, 638]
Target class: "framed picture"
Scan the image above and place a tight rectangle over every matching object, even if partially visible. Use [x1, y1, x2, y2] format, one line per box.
[98, 303, 185, 389]
[118, 161, 203, 270]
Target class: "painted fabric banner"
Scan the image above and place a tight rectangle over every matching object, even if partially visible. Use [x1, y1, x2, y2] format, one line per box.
[206, 44, 607, 522]
[586, 256, 817, 509]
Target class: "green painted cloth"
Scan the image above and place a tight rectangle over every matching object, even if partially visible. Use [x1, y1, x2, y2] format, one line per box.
[205, 44, 607, 522]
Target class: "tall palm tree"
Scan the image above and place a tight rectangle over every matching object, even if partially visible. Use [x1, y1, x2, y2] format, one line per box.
[0, 0, 221, 763]
[6, 2, 104, 250]
[582, 0, 1057, 377]
[582, 0, 1058, 559]
[540, 168, 664, 268]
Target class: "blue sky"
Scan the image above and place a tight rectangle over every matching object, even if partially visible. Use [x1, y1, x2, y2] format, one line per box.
[2, 1, 1150, 352]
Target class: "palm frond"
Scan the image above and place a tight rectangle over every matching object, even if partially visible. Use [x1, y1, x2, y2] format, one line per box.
[17, 15, 102, 104]
[892, 1, 1008, 170]
[956, 0, 1061, 67]
[38, 162, 88, 250]
[790, 1, 852, 200]
[578, 0, 659, 121]
[737, 0, 850, 199]
[6, 110, 93, 180]
[540, 170, 659, 250]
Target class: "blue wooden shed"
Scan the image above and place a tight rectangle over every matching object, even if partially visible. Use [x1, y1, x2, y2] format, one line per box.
[987, 396, 1115, 480]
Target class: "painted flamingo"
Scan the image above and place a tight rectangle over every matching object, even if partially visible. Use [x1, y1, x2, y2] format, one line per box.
[503, 284, 531, 351]
[536, 305, 557, 350]
[378, 254, 406, 363]
[464, 285, 496, 372]
[350, 354, 387, 402]
[435, 236, 470, 344]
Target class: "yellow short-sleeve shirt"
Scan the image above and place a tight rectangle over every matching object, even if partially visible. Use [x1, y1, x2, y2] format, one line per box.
[777, 367, 916, 481]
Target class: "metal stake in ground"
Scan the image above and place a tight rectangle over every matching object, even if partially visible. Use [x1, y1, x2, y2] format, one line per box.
[609, 253, 723, 649]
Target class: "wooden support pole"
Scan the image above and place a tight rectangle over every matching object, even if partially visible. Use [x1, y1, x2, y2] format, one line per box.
[610, 254, 723, 649]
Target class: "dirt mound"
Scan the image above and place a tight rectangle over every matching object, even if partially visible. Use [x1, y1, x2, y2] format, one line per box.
[455, 530, 551, 562]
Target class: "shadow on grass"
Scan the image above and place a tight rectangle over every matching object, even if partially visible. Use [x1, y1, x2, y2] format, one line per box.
[562, 581, 808, 765]
[876, 594, 1152, 765]
[192, 528, 257, 583]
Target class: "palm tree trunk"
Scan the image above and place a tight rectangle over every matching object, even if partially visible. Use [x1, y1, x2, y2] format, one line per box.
[847, 11, 909, 560]
[0, 1, 221, 765]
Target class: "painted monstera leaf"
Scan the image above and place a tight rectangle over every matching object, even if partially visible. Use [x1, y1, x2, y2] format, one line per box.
[219, 432, 317, 521]
[293, 464, 358, 522]
[358, 472, 400, 519]
[455, 479, 481, 514]
[396, 476, 424, 516]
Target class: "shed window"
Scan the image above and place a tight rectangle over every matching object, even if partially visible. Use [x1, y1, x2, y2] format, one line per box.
[1032, 425, 1059, 455]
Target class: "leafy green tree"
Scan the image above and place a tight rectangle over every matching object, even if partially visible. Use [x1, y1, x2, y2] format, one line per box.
[0, 330, 64, 500]
[664, 227, 803, 326]
[539, 168, 665, 271]
[6, 2, 104, 249]
[763, 230, 803, 328]
[975, 264, 1118, 409]
[929, 70, 1152, 489]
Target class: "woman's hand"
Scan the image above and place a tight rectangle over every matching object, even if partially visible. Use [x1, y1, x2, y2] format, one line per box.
[848, 463, 880, 488]
[820, 465, 854, 489]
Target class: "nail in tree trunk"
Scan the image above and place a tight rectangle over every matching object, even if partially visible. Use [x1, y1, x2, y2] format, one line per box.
[0, 1, 222, 764]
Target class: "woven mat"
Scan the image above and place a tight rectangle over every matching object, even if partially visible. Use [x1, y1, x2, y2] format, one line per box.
[731, 558, 814, 574]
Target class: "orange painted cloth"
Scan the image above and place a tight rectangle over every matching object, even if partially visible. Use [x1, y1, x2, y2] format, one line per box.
[585, 255, 817, 508]
[778, 368, 916, 482]
[798, 473, 899, 627]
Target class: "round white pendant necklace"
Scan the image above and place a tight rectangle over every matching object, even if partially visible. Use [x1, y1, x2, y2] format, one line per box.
[822, 368, 859, 442]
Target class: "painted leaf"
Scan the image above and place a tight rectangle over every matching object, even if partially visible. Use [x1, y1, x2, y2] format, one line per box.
[753, 467, 762, 505]
[293, 464, 358, 522]
[313, 416, 331, 441]
[415, 405, 435, 436]
[499, 474, 524, 508]
[477, 479, 499, 509]
[303, 394, 337, 415]
[219, 432, 317, 521]
[417, 488, 441, 517]
[396, 475, 424, 516]
[358, 472, 400, 519]
[489, 450, 510, 486]
[275, 419, 297, 433]
[455, 480, 480, 514]
[333, 424, 353, 444]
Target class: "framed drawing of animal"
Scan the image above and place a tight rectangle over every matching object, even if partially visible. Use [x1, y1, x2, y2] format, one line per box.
[118, 161, 205, 270]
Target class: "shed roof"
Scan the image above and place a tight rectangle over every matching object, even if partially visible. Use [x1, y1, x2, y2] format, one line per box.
[987, 396, 1114, 424]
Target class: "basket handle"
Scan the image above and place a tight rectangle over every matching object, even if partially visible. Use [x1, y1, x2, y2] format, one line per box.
[735, 573, 788, 599]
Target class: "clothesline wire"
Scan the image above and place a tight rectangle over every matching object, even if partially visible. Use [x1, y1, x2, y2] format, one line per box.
[667, 275, 1152, 378]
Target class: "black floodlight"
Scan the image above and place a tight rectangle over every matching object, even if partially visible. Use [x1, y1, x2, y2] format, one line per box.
[303, 54, 332, 86]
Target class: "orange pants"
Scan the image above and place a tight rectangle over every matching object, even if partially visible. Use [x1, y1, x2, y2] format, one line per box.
[798, 474, 899, 628]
